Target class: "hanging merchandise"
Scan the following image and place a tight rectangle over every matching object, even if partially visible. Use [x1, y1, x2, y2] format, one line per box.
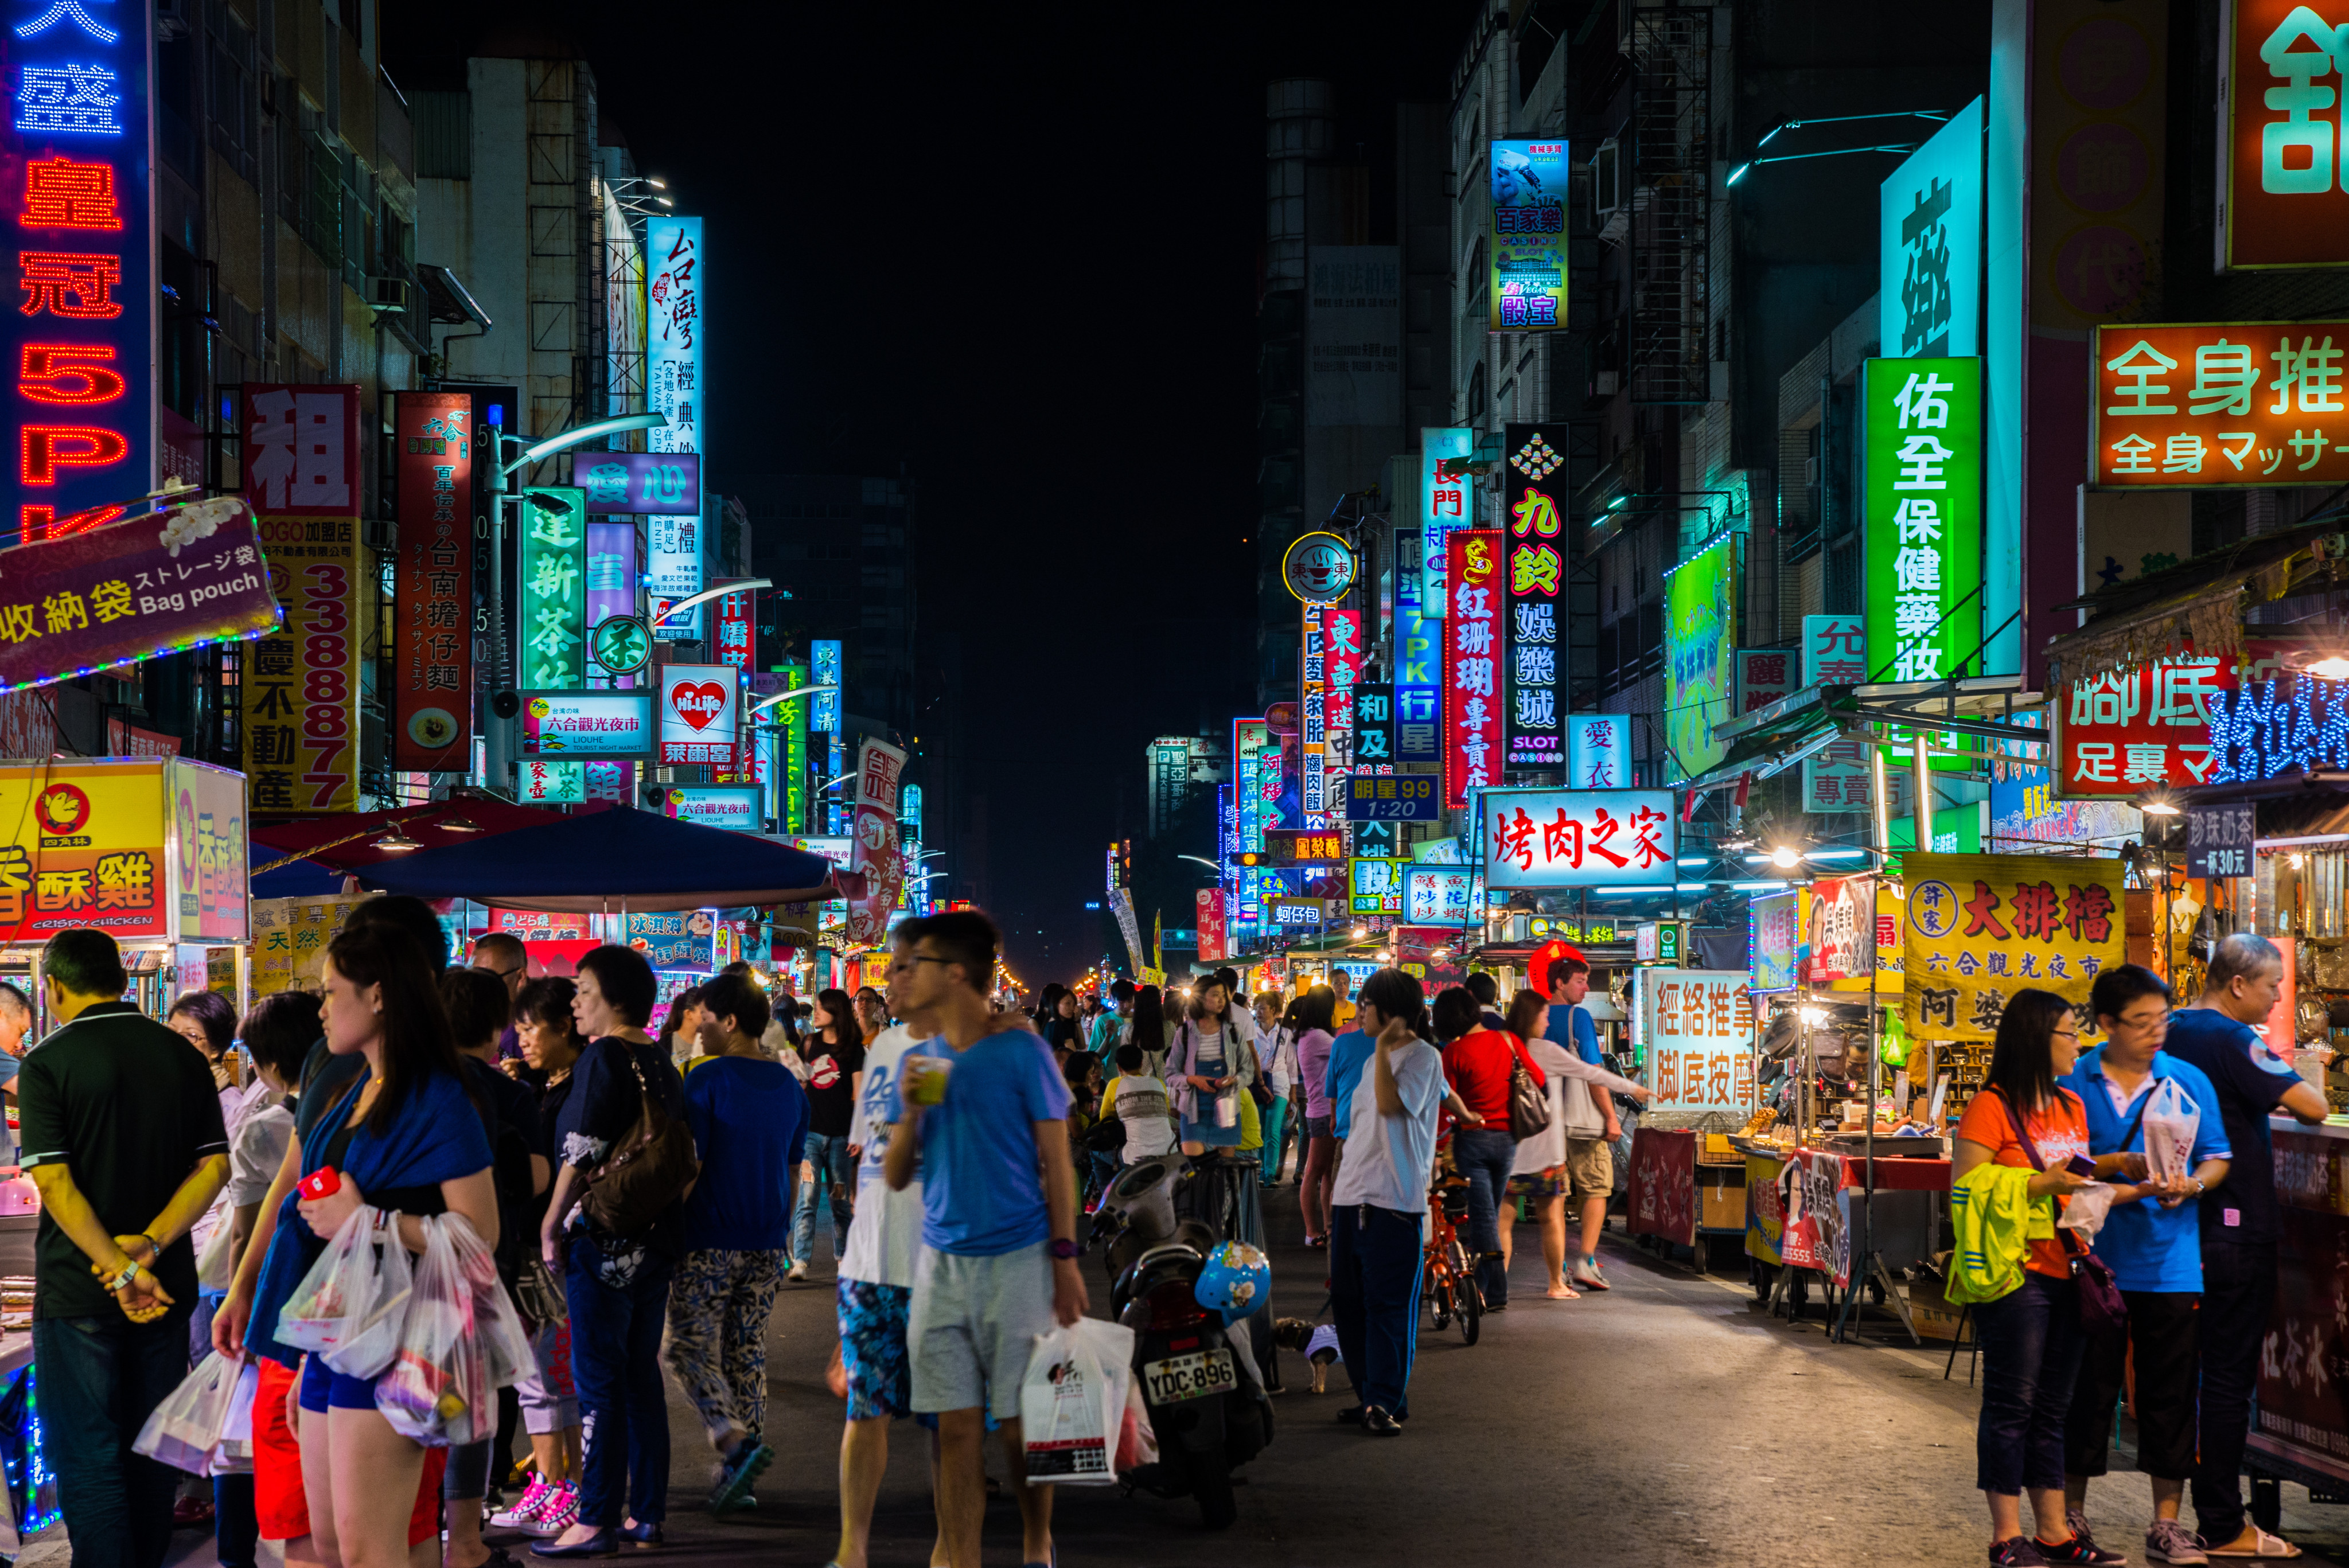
[1879, 1007, 1910, 1070]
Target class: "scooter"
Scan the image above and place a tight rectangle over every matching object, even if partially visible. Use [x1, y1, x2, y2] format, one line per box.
[1090, 1156, 1274, 1530]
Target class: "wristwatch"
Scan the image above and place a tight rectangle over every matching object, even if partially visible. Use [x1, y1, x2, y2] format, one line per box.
[1049, 1238, 1082, 1261]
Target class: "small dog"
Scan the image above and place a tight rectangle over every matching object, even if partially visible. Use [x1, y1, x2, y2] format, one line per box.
[1272, 1317, 1341, 1394]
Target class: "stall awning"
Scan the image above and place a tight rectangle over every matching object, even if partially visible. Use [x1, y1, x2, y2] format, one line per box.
[2042, 514, 2346, 687]
[1684, 674, 2038, 793]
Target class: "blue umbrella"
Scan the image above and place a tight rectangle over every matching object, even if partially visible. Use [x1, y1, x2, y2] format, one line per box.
[349, 805, 842, 913]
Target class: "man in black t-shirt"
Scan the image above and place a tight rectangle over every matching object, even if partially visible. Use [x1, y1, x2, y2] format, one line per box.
[18, 929, 228, 1568]
[2130, 942, 2329, 1558]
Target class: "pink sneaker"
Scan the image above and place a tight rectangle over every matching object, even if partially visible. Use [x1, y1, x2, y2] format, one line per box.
[488, 1477, 552, 1532]
[535, 1484, 580, 1537]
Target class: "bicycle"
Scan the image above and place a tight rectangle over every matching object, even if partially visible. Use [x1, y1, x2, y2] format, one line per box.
[1421, 1165, 1482, 1345]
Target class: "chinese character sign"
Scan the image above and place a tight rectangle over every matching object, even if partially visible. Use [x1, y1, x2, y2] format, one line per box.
[646, 216, 702, 454]
[1802, 613, 1867, 688]
[577, 451, 699, 515]
[1880, 99, 1984, 358]
[1322, 608, 1363, 735]
[1444, 529, 1503, 806]
[1264, 829, 1345, 866]
[1421, 427, 1475, 618]
[1750, 890, 1805, 991]
[1803, 735, 1877, 815]
[2187, 802, 2256, 877]
[847, 736, 907, 946]
[520, 487, 586, 693]
[1501, 423, 1563, 765]
[2227, 0, 2349, 269]
[1353, 682, 1394, 768]
[1639, 970, 1756, 1115]
[659, 663, 738, 768]
[1197, 888, 1226, 963]
[243, 385, 361, 815]
[660, 785, 760, 831]
[1482, 787, 1677, 890]
[2089, 321, 2349, 487]
[1342, 773, 1441, 821]
[1489, 139, 1567, 331]
[1863, 357, 1982, 684]
[3, 6, 156, 544]
[1804, 875, 1877, 987]
[1903, 852, 2127, 1042]
[1300, 601, 1328, 816]
[584, 521, 638, 685]
[1404, 866, 1474, 923]
[2052, 651, 2238, 796]
[0, 759, 200, 944]
[1663, 533, 1739, 782]
[520, 691, 654, 759]
[1734, 649, 1796, 715]
[811, 639, 842, 734]
[392, 392, 472, 770]
[1350, 856, 1404, 914]
[1566, 714, 1631, 789]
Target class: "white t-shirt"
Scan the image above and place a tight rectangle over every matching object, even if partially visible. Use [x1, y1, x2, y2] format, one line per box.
[227, 1098, 294, 1207]
[838, 1025, 926, 1289]
[1328, 1039, 1444, 1214]
[1108, 1072, 1177, 1161]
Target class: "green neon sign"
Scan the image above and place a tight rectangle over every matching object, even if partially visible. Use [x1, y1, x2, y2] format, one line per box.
[1862, 357, 1982, 685]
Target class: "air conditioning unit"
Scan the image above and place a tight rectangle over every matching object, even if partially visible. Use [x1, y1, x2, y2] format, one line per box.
[367, 276, 411, 314]
[1592, 370, 1620, 396]
[1591, 139, 1621, 219]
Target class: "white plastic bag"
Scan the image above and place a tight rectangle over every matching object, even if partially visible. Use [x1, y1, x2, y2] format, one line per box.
[194, 1198, 235, 1295]
[442, 1211, 533, 1390]
[275, 1202, 387, 1359]
[1020, 1317, 1135, 1486]
[1113, 1376, 1158, 1473]
[322, 1210, 414, 1378]
[374, 1215, 493, 1447]
[2058, 1181, 2120, 1244]
[210, 1358, 260, 1476]
[2141, 1078, 2202, 1184]
[133, 1351, 242, 1476]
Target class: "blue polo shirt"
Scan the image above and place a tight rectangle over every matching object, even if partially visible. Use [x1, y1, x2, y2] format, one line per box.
[1326, 1028, 1374, 1138]
[2056, 1046, 2231, 1293]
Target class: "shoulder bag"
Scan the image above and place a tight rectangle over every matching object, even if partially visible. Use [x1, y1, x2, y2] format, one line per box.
[1505, 1035, 1553, 1141]
[1243, 1033, 1276, 1111]
[579, 1042, 699, 1240]
[1997, 1089, 2129, 1338]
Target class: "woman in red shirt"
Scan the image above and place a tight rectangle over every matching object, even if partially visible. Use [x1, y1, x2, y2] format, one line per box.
[1433, 987, 1544, 1310]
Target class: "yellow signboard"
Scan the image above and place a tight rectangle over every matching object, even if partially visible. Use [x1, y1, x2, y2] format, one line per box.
[251, 892, 370, 996]
[1903, 852, 2126, 1041]
[0, 759, 247, 946]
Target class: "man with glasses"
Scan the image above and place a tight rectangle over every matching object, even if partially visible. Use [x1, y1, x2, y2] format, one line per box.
[474, 933, 532, 1067]
[2155, 937, 2329, 1559]
[2059, 965, 2232, 1566]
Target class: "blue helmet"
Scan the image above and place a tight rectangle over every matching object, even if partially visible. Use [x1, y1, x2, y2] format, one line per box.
[1194, 1241, 1270, 1324]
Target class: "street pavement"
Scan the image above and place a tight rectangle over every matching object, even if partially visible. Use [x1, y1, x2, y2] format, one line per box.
[50, 1183, 2349, 1568]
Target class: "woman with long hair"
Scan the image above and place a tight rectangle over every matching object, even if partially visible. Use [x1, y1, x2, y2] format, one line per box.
[1255, 993, 1299, 1185]
[1165, 976, 1256, 1157]
[1121, 984, 1172, 1080]
[491, 978, 587, 1538]
[1431, 985, 1538, 1310]
[220, 923, 499, 1568]
[790, 988, 865, 1280]
[535, 946, 692, 1555]
[656, 985, 706, 1067]
[1496, 988, 1650, 1300]
[1951, 988, 2135, 1567]
[1294, 986, 1339, 1247]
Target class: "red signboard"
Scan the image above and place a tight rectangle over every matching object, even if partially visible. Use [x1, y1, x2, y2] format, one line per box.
[2226, 0, 2349, 270]
[2051, 639, 2293, 797]
[2091, 322, 2349, 489]
[1443, 529, 1502, 807]
[392, 391, 472, 771]
[1627, 1128, 1697, 1248]
[1322, 607, 1362, 736]
[1196, 888, 1225, 963]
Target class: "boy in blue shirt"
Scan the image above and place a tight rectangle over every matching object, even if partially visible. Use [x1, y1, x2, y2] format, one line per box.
[885, 910, 1081, 1568]
[2056, 972, 2233, 1568]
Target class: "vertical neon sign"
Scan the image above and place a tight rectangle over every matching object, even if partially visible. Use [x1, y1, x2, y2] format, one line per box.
[4, 0, 154, 541]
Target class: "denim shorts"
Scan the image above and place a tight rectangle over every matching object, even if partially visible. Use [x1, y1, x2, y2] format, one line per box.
[1305, 1115, 1333, 1140]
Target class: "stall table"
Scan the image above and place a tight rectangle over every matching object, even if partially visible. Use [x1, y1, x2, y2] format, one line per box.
[1738, 1140, 1947, 1343]
[1625, 1128, 1752, 1265]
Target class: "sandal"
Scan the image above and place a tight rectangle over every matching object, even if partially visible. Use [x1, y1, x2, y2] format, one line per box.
[2205, 1528, 2302, 1559]
[1545, 1284, 1581, 1300]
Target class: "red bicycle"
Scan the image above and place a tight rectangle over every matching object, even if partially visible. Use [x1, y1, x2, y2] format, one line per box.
[1421, 1164, 1482, 1345]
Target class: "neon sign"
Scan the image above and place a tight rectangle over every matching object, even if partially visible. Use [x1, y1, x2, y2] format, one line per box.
[4, 3, 151, 543]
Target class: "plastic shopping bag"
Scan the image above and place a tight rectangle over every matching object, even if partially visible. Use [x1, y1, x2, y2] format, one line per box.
[210, 1358, 260, 1476]
[2058, 1181, 2120, 1245]
[441, 1211, 533, 1390]
[1113, 1376, 1158, 1473]
[2141, 1078, 2202, 1184]
[275, 1203, 387, 1359]
[133, 1351, 242, 1477]
[1020, 1317, 1135, 1487]
[375, 1215, 492, 1447]
[194, 1198, 235, 1295]
[322, 1210, 415, 1378]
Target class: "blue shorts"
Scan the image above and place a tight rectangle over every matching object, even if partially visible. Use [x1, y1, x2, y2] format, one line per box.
[836, 1278, 913, 1422]
[298, 1352, 381, 1413]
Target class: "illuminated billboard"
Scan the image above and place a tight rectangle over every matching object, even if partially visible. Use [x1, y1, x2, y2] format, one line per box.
[1863, 357, 1982, 683]
[1443, 529, 1502, 806]
[1880, 100, 1983, 358]
[1421, 427, 1474, 618]
[392, 392, 472, 771]
[2091, 321, 2349, 487]
[646, 216, 702, 453]
[1662, 533, 1738, 783]
[1499, 424, 1563, 765]
[2226, 0, 2349, 269]
[1489, 139, 1567, 330]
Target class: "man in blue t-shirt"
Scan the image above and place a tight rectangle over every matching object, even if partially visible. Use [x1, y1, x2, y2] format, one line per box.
[885, 910, 1079, 1568]
[2148, 941, 2329, 1558]
[1545, 956, 1620, 1290]
[2059, 972, 2234, 1566]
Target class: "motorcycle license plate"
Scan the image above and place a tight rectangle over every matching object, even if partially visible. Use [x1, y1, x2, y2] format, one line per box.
[1142, 1348, 1236, 1406]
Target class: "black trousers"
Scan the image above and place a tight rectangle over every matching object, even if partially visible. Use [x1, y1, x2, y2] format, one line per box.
[2066, 1289, 2200, 1483]
[2193, 1240, 2276, 1543]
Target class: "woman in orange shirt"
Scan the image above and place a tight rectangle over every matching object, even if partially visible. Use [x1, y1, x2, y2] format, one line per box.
[1951, 988, 2147, 1567]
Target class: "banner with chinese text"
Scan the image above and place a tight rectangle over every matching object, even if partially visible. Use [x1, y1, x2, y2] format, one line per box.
[2227, 1, 2349, 270]
[1488, 139, 1567, 330]
[2091, 322, 2349, 487]
[1903, 852, 2126, 1041]
[392, 392, 472, 770]
[847, 738, 907, 946]
[1501, 424, 1564, 765]
[1483, 787, 1676, 889]
[1443, 529, 1502, 806]
[1638, 969, 1755, 1115]
[244, 385, 361, 813]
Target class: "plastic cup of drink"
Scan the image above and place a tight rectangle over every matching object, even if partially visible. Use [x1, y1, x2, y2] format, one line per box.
[906, 1054, 952, 1107]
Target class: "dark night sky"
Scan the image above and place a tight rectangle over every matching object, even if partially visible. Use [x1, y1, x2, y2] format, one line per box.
[388, 1, 1471, 984]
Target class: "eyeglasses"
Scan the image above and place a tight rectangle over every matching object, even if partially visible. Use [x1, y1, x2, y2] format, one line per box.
[910, 955, 955, 968]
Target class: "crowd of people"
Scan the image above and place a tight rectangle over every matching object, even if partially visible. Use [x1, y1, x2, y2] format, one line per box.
[1954, 935, 2325, 1568]
[21, 892, 1687, 1568]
